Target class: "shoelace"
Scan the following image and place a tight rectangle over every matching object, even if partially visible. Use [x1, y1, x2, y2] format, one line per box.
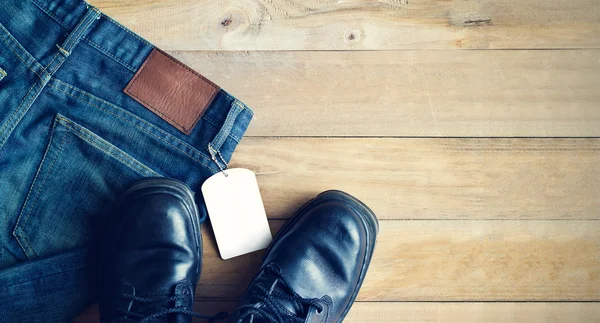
[118, 293, 228, 323]
[232, 264, 324, 323]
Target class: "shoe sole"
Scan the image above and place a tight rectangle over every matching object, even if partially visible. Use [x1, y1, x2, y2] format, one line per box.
[263, 190, 379, 322]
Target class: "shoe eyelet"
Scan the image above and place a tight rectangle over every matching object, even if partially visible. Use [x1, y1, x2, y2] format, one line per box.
[316, 307, 324, 314]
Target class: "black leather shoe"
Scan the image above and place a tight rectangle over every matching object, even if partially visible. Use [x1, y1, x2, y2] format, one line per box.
[229, 190, 378, 323]
[99, 178, 223, 323]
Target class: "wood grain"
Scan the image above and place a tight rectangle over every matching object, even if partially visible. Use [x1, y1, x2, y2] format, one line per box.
[193, 302, 600, 322]
[230, 138, 600, 220]
[89, 0, 600, 50]
[170, 50, 600, 137]
[197, 220, 600, 301]
[73, 302, 600, 323]
[80, 1, 600, 317]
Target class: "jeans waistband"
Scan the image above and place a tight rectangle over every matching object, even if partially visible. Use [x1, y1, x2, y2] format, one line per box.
[31, 0, 153, 72]
[3, 0, 253, 173]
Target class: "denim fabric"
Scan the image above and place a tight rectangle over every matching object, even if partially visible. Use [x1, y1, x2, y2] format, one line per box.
[0, 0, 253, 321]
[0, 248, 95, 321]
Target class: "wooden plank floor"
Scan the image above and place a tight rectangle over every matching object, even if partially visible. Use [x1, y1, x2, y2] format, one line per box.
[84, 0, 600, 321]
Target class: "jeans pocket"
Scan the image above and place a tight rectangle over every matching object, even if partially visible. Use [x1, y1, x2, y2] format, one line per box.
[13, 114, 160, 260]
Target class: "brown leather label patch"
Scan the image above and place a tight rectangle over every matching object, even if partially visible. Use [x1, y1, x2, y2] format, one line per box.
[124, 48, 219, 134]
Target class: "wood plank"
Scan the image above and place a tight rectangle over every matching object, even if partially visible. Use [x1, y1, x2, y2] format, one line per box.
[230, 138, 600, 220]
[170, 50, 600, 137]
[197, 220, 600, 301]
[194, 302, 600, 322]
[89, 0, 600, 50]
[193, 302, 600, 322]
[73, 302, 600, 323]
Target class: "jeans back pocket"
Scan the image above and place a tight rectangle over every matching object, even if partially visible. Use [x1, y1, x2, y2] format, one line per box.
[13, 114, 160, 259]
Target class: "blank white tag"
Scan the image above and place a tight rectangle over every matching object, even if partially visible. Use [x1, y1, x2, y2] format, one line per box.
[201, 168, 272, 260]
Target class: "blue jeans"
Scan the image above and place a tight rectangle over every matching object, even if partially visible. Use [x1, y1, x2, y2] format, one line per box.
[0, 0, 253, 321]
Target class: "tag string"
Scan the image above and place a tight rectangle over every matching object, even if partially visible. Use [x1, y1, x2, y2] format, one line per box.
[209, 145, 229, 177]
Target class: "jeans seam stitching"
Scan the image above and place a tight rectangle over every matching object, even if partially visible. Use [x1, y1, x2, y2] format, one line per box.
[45, 52, 60, 71]
[62, 8, 99, 54]
[49, 55, 64, 75]
[0, 30, 46, 80]
[201, 116, 220, 128]
[57, 116, 160, 177]
[61, 13, 87, 51]
[64, 121, 157, 176]
[81, 38, 136, 72]
[2, 264, 90, 288]
[102, 14, 154, 48]
[30, 0, 69, 29]
[46, 9, 97, 75]
[14, 118, 70, 259]
[220, 107, 237, 146]
[47, 80, 220, 173]
[202, 116, 242, 143]
[0, 83, 38, 146]
[210, 109, 235, 150]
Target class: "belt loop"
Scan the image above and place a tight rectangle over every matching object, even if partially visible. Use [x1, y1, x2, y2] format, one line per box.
[46, 5, 101, 74]
[207, 100, 245, 169]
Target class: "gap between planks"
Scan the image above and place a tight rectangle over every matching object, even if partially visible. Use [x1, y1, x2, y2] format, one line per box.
[168, 50, 600, 137]
[230, 137, 600, 220]
[197, 220, 600, 302]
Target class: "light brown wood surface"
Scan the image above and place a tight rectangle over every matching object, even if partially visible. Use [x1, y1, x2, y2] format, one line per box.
[231, 138, 600, 220]
[198, 220, 600, 301]
[87, 0, 600, 321]
[170, 50, 600, 137]
[194, 302, 600, 322]
[89, 0, 600, 50]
